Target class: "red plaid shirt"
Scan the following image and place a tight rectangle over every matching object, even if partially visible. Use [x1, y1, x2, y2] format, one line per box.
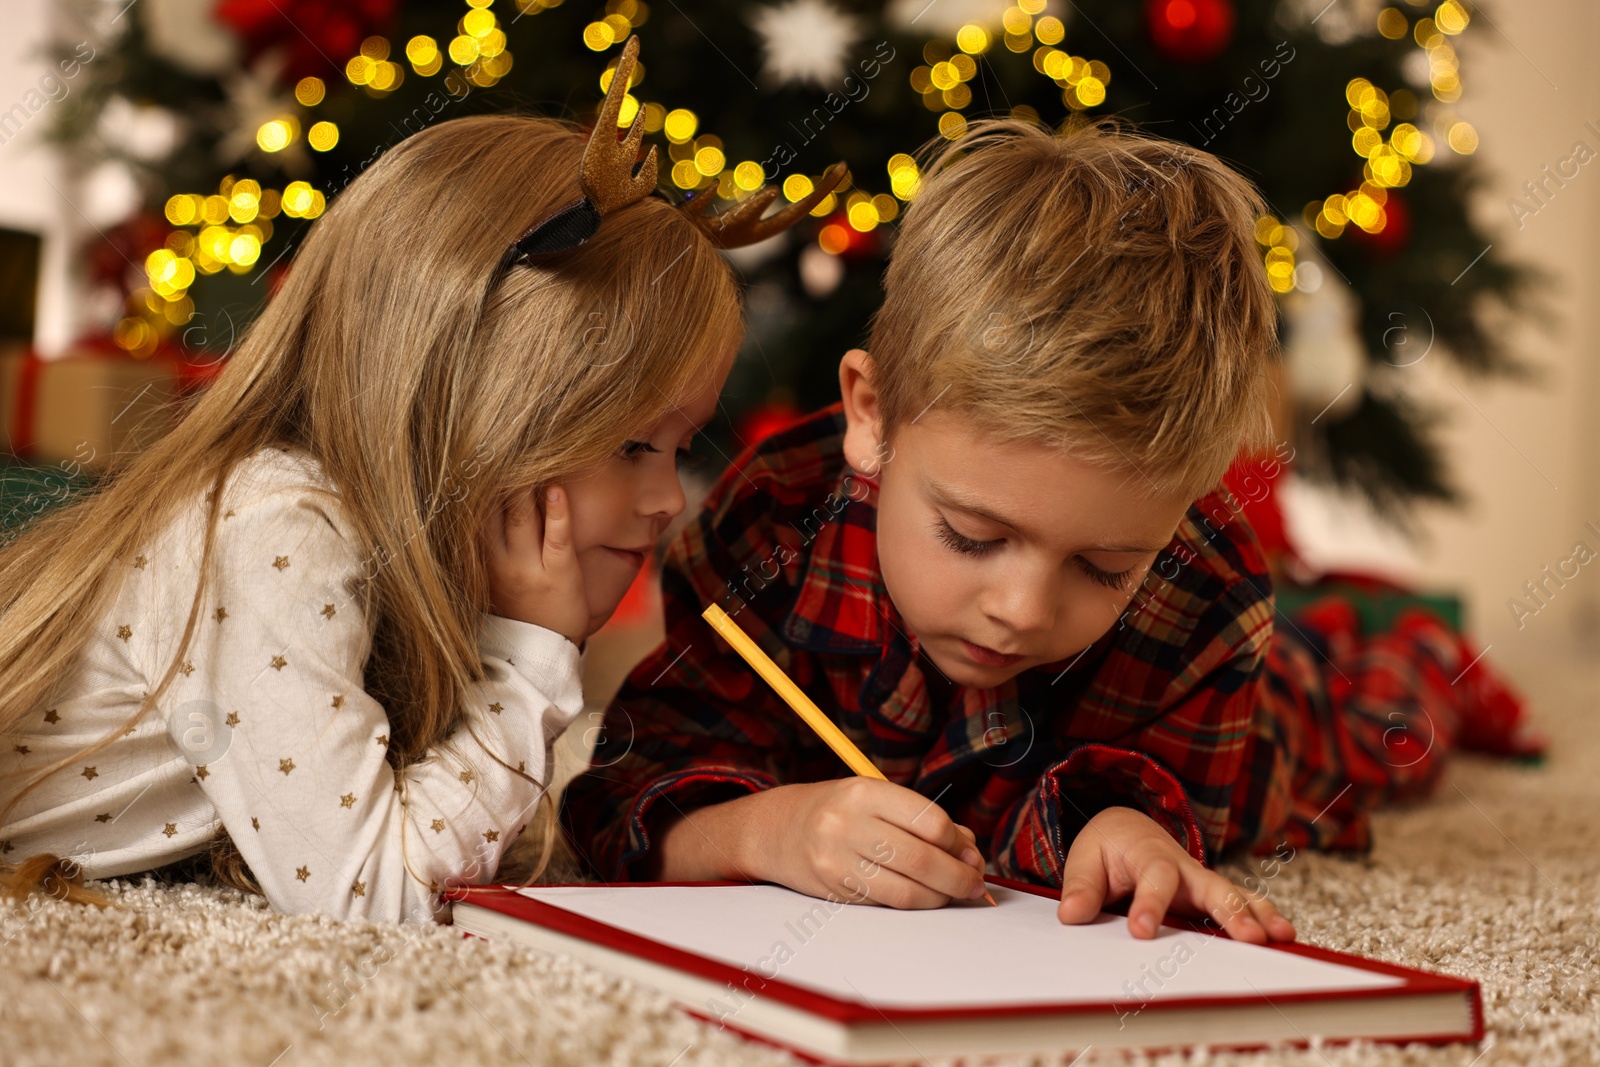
[559, 404, 1330, 887]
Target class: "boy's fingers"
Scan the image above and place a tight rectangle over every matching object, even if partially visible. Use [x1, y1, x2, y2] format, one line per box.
[1057, 847, 1110, 925]
[887, 788, 975, 863]
[1251, 894, 1296, 941]
[1126, 857, 1180, 938]
[953, 823, 984, 871]
[873, 823, 988, 903]
[840, 862, 950, 910]
[1203, 883, 1267, 947]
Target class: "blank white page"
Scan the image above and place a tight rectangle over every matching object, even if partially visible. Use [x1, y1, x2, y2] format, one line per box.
[514, 883, 1404, 1009]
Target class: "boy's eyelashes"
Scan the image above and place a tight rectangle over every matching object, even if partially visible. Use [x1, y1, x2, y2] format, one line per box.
[932, 516, 1001, 557]
[930, 516, 1138, 590]
[1079, 560, 1138, 590]
[619, 438, 706, 471]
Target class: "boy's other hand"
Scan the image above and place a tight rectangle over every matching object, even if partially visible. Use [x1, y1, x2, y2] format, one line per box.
[758, 778, 990, 909]
[484, 485, 589, 646]
[1055, 806, 1296, 944]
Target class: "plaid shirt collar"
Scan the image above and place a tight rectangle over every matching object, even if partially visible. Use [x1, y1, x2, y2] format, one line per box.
[777, 464, 906, 655]
[767, 446, 1090, 786]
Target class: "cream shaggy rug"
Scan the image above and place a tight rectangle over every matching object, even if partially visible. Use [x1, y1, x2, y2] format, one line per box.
[2, 641, 1595, 1067]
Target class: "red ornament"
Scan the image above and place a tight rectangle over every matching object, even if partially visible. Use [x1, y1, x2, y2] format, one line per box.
[737, 400, 806, 446]
[214, 0, 398, 85]
[816, 211, 879, 260]
[1146, 0, 1236, 63]
[1347, 191, 1410, 259]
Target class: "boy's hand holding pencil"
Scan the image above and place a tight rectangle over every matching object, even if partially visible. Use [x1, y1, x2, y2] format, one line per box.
[701, 604, 995, 909]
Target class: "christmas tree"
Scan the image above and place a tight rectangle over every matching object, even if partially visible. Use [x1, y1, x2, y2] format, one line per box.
[47, 0, 1539, 525]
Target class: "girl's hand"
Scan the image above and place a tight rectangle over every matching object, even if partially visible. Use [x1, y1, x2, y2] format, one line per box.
[484, 485, 588, 646]
[1055, 806, 1297, 944]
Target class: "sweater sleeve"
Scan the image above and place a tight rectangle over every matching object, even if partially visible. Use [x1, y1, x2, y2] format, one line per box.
[166, 479, 584, 923]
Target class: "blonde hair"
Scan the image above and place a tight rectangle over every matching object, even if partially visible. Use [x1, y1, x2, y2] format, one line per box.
[0, 114, 742, 909]
[867, 117, 1279, 499]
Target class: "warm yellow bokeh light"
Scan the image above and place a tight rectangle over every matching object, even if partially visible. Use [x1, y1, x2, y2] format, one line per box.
[733, 161, 764, 191]
[956, 24, 990, 53]
[294, 77, 325, 106]
[308, 121, 339, 151]
[694, 146, 725, 176]
[1375, 7, 1408, 39]
[663, 108, 698, 143]
[256, 119, 293, 153]
[407, 35, 438, 66]
[1447, 121, 1478, 154]
[1435, 0, 1469, 34]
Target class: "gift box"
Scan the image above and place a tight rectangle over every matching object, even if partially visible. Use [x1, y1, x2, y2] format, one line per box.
[0, 339, 227, 471]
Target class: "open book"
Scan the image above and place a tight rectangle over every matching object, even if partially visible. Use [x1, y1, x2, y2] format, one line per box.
[446, 877, 1481, 1064]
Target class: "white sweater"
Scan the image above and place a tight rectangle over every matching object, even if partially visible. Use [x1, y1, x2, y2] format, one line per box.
[0, 446, 586, 923]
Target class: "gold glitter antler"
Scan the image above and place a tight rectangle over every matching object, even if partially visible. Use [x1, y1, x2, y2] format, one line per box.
[511, 34, 659, 259]
[682, 162, 851, 249]
[581, 34, 658, 213]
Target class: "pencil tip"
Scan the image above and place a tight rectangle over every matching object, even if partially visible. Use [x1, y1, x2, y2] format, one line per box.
[983, 890, 998, 906]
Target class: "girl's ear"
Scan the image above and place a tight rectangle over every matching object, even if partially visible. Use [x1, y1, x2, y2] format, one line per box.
[838, 348, 885, 475]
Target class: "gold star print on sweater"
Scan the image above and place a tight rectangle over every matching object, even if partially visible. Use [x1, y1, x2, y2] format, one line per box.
[0, 445, 587, 925]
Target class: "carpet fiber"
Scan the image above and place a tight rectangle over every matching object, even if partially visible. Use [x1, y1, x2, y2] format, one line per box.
[3, 645, 1595, 1067]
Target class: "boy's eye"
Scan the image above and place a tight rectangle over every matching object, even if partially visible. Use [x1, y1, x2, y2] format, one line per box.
[935, 513, 1140, 589]
[933, 517, 1000, 557]
[1079, 559, 1138, 590]
[675, 447, 706, 472]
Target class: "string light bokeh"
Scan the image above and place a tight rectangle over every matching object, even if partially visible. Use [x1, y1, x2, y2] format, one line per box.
[120, 0, 1484, 352]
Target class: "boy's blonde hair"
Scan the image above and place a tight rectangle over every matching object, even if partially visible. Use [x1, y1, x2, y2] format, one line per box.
[867, 118, 1279, 500]
[0, 114, 742, 907]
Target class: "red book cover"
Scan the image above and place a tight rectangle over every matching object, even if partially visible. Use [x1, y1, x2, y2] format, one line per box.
[445, 876, 1482, 1064]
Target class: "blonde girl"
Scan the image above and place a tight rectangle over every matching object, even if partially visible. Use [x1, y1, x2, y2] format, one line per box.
[0, 65, 803, 923]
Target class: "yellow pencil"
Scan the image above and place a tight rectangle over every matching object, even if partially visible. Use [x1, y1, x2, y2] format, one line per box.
[701, 602, 998, 906]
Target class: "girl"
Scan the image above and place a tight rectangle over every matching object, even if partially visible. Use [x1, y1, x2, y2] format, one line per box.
[0, 68, 825, 922]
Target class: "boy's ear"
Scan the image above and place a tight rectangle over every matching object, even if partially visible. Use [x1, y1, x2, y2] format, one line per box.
[838, 348, 884, 473]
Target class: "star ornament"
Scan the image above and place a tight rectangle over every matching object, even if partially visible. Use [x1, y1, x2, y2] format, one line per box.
[215, 53, 312, 172]
[750, 0, 863, 88]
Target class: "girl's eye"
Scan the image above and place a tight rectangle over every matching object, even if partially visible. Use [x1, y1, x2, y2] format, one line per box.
[1079, 559, 1137, 590]
[933, 517, 1000, 557]
[620, 439, 707, 472]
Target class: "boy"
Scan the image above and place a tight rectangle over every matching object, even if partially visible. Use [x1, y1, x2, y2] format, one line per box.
[560, 119, 1482, 942]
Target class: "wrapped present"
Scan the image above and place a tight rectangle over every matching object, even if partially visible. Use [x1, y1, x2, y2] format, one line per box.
[0, 338, 227, 471]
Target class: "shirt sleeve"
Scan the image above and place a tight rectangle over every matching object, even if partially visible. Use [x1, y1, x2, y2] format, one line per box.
[558, 468, 823, 882]
[168, 479, 585, 923]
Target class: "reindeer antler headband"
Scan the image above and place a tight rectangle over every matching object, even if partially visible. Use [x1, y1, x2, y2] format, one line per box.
[509, 34, 849, 261]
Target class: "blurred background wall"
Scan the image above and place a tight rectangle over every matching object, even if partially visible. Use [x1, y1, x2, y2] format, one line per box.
[1400, 0, 1600, 655]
